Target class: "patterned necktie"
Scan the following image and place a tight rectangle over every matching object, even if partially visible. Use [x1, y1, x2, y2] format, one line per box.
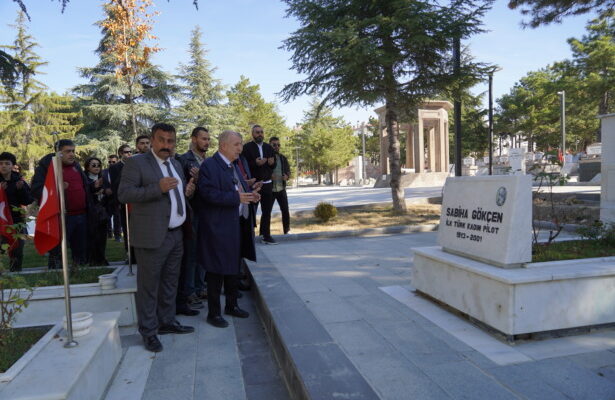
[163, 161, 184, 216]
[232, 164, 249, 219]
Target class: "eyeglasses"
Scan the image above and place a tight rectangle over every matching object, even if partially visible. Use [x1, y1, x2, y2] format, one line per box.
[123, 150, 133, 154]
[108, 160, 117, 164]
[90, 163, 101, 167]
[254, 131, 264, 134]
[271, 144, 280, 147]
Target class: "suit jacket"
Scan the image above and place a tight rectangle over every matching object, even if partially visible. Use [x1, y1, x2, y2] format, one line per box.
[107, 161, 125, 206]
[241, 141, 276, 182]
[178, 150, 203, 213]
[197, 152, 253, 275]
[275, 153, 291, 190]
[117, 152, 189, 249]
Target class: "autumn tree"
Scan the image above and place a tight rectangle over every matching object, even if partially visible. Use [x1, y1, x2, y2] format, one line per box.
[100, 0, 160, 139]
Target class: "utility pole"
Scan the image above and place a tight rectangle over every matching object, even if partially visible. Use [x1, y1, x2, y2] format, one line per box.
[362, 123, 367, 184]
[453, 35, 462, 177]
[488, 73, 494, 175]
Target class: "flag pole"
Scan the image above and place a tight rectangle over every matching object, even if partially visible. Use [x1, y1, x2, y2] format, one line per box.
[54, 153, 78, 348]
[125, 205, 134, 276]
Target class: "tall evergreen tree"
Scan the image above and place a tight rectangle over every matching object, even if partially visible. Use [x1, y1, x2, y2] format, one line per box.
[280, 0, 492, 212]
[0, 12, 80, 173]
[73, 3, 177, 142]
[174, 26, 227, 147]
[508, 0, 613, 28]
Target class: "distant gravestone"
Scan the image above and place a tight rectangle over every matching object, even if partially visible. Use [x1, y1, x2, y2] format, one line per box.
[509, 148, 525, 174]
[463, 156, 475, 167]
[438, 175, 532, 267]
[587, 143, 602, 157]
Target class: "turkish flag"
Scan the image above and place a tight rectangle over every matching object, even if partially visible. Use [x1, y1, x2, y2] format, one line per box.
[34, 160, 61, 255]
[0, 186, 16, 256]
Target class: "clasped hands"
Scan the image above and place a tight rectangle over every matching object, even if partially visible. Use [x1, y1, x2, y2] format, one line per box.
[159, 177, 195, 197]
[255, 157, 274, 167]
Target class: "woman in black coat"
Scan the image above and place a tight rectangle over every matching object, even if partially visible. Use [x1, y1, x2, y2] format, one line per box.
[84, 157, 109, 266]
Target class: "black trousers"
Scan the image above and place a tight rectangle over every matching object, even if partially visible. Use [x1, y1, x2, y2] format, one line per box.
[206, 272, 238, 318]
[273, 189, 290, 234]
[89, 218, 108, 266]
[258, 183, 275, 237]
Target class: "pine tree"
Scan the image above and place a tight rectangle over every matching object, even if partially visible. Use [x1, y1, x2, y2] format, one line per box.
[74, 3, 177, 142]
[0, 11, 81, 173]
[174, 26, 227, 150]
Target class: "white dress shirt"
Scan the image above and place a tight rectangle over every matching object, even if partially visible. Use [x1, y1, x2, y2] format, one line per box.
[152, 150, 186, 229]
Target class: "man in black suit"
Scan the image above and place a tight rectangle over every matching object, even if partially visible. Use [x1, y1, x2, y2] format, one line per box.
[118, 123, 195, 352]
[107, 144, 136, 263]
[269, 137, 291, 234]
[104, 155, 121, 241]
[176, 127, 211, 313]
[241, 125, 277, 244]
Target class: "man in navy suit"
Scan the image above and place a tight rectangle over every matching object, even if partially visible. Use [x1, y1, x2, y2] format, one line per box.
[197, 130, 260, 328]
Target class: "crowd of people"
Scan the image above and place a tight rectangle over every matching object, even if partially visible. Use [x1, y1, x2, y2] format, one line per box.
[0, 123, 292, 352]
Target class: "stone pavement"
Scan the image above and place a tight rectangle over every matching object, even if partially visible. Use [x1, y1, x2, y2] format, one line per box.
[257, 232, 615, 400]
[105, 288, 290, 400]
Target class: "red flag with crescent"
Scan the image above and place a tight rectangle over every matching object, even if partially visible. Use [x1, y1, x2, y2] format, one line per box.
[0, 186, 16, 256]
[34, 160, 61, 255]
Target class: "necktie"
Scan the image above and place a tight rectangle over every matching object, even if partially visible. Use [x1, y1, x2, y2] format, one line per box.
[163, 161, 184, 216]
[232, 164, 249, 219]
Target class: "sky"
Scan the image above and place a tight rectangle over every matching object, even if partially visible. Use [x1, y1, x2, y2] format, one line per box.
[0, 1, 597, 128]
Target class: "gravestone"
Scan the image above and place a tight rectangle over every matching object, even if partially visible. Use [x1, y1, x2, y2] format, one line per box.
[438, 175, 532, 267]
[508, 148, 525, 174]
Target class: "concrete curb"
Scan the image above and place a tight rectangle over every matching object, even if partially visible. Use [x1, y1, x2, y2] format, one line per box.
[269, 223, 439, 243]
[246, 250, 380, 400]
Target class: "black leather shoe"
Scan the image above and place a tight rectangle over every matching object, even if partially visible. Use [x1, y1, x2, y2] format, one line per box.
[207, 315, 229, 328]
[238, 281, 251, 291]
[225, 306, 249, 318]
[144, 335, 163, 352]
[158, 322, 195, 335]
[176, 307, 200, 316]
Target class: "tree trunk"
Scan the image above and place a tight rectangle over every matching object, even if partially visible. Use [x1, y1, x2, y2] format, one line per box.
[128, 82, 137, 140]
[385, 101, 406, 213]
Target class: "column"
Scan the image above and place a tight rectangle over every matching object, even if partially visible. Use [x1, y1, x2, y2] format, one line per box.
[428, 124, 436, 172]
[414, 114, 425, 173]
[406, 124, 415, 170]
[600, 114, 615, 223]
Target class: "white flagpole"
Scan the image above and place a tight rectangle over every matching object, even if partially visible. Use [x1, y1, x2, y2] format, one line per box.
[125, 205, 134, 276]
[54, 153, 78, 348]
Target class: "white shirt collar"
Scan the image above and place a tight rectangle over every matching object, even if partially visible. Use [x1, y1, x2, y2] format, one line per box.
[151, 149, 171, 165]
[218, 152, 232, 167]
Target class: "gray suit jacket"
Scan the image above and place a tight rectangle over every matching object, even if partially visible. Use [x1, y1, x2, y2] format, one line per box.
[118, 152, 187, 249]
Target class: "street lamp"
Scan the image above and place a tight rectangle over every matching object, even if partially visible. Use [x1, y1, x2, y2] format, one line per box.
[557, 91, 566, 159]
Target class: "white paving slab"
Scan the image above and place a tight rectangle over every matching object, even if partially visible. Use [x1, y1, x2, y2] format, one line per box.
[381, 285, 615, 366]
[104, 345, 155, 400]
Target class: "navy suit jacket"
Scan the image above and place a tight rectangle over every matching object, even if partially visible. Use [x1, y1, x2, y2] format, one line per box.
[197, 152, 252, 275]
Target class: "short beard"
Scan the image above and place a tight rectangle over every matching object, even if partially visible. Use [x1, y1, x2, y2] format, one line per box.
[254, 136, 263, 144]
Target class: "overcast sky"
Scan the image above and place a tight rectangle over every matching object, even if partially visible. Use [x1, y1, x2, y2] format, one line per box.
[0, 1, 596, 127]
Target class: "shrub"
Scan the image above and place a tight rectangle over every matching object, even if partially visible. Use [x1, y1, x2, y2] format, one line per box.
[314, 202, 337, 223]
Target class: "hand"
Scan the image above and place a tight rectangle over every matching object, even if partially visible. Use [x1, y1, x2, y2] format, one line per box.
[255, 157, 266, 166]
[252, 181, 263, 191]
[251, 192, 261, 202]
[190, 167, 199, 179]
[159, 177, 178, 193]
[246, 178, 256, 186]
[63, 182, 69, 189]
[15, 180, 24, 190]
[104, 188, 112, 196]
[267, 157, 275, 166]
[185, 177, 195, 197]
[271, 174, 277, 179]
[0, 182, 7, 190]
[239, 192, 253, 204]
[282, 174, 289, 181]
[94, 178, 103, 188]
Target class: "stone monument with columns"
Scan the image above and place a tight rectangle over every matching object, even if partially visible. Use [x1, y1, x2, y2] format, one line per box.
[374, 100, 452, 187]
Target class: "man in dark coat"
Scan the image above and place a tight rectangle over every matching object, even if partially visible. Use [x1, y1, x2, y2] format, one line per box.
[31, 139, 93, 268]
[197, 130, 259, 328]
[241, 124, 277, 244]
[0, 152, 34, 271]
[269, 136, 291, 234]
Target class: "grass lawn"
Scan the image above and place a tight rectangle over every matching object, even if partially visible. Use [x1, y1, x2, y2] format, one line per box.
[20, 238, 127, 269]
[269, 204, 441, 235]
[533, 240, 615, 263]
[0, 326, 50, 372]
[6, 267, 116, 288]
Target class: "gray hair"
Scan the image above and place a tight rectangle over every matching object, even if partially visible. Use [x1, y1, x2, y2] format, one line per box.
[218, 130, 242, 144]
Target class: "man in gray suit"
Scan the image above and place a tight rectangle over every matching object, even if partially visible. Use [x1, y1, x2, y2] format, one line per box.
[118, 123, 196, 352]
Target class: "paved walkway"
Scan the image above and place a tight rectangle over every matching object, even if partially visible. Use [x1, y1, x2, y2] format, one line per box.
[258, 232, 615, 399]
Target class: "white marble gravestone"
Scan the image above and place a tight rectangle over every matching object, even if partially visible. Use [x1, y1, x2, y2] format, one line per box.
[600, 114, 615, 223]
[508, 148, 525, 174]
[438, 175, 532, 267]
